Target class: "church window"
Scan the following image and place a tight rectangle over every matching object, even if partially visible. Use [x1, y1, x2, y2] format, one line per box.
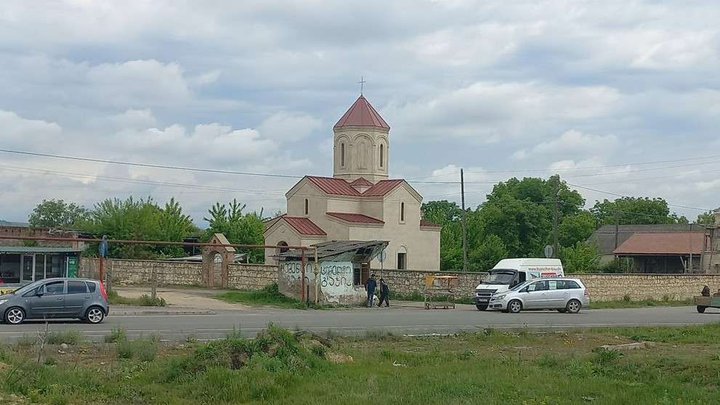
[341, 143, 345, 167]
[304, 199, 309, 215]
[380, 144, 384, 168]
[397, 252, 407, 270]
[277, 241, 289, 254]
[400, 202, 405, 223]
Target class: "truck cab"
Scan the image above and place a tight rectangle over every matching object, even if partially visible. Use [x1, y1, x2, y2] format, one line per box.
[474, 258, 563, 311]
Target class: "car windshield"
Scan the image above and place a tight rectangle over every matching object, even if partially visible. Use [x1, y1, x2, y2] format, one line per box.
[484, 270, 516, 285]
[509, 281, 530, 291]
[12, 280, 44, 295]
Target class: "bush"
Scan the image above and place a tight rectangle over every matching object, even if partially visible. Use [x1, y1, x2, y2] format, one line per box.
[104, 327, 127, 343]
[117, 339, 158, 362]
[46, 330, 83, 345]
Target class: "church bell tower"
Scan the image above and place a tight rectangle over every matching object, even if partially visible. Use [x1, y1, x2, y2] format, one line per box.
[332, 95, 390, 184]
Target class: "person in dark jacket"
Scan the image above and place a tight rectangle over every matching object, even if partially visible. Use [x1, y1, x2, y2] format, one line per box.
[378, 278, 390, 307]
[365, 273, 377, 307]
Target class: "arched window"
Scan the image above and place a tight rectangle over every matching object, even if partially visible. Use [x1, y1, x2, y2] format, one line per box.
[304, 199, 309, 215]
[400, 202, 405, 222]
[277, 241, 289, 254]
[380, 144, 384, 168]
[340, 143, 345, 167]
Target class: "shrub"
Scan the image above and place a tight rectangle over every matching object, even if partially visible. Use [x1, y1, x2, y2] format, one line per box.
[104, 327, 127, 343]
[46, 330, 83, 345]
[117, 339, 158, 362]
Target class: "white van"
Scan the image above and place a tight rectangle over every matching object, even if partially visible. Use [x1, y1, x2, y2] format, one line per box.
[474, 258, 564, 310]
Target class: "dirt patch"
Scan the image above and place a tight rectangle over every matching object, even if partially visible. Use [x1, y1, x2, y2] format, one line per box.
[113, 287, 249, 311]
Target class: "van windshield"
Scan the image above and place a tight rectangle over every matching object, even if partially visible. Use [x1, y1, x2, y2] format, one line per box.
[484, 270, 516, 285]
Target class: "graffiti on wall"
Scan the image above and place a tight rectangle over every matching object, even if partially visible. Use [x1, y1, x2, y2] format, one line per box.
[280, 261, 355, 302]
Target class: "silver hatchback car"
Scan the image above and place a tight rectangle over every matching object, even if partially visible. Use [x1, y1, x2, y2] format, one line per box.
[488, 278, 589, 314]
[0, 278, 109, 324]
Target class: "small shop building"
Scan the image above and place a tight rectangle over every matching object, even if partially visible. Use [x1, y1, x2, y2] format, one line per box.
[0, 246, 82, 284]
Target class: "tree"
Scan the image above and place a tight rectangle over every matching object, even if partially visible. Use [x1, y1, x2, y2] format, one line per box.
[695, 211, 716, 225]
[28, 199, 89, 229]
[558, 211, 597, 248]
[468, 234, 508, 272]
[204, 199, 264, 263]
[81, 197, 197, 259]
[590, 197, 686, 225]
[421, 201, 464, 271]
[561, 242, 600, 273]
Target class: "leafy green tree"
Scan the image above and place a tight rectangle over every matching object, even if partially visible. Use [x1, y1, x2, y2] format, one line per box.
[695, 211, 716, 225]
[421, 200, 464, 271]
[558, 211, 597, 248]
[590, 197, 686, 225]
[468, 234, 508, 272]
[561, 242, 600, 273]
[28, 199, 89, 229]
[204, 199, 264, 263]
[82, 197, 197, 259]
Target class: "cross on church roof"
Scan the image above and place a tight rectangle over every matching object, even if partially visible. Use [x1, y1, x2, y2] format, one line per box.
[358, 76, 366, 95]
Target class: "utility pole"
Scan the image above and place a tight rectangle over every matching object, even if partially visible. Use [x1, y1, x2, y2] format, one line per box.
[552, 190, 559, 258]
[461, 169, 468, 272]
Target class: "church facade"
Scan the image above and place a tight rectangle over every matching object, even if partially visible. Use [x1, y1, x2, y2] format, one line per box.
[264, 95, 441, 271]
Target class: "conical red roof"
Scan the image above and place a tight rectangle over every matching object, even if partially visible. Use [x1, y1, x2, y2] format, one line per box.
[334, 95, 390, 130]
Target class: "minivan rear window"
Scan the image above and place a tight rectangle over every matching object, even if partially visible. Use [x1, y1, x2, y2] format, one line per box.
[68, 281, 88, 294]
[560, 280, 581, 289]
[86, 282, 97, 292]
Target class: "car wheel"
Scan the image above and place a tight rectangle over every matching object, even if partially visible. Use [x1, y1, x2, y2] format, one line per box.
[507, 300, 522, 314]
[697, 306, 707, 314]
[476, 304, 488, 311]
[566, 299, 582, 314]
[557, 309, 567, 313]
[85, 306, 105, 324]
[5, 307, 25, 325]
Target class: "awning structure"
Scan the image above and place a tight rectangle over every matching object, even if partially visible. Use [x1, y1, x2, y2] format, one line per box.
[0, 246, 82, 254]
[276, 240, 388, 262]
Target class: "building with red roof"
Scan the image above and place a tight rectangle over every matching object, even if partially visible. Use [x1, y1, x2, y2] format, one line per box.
[264, 94, 441, 272]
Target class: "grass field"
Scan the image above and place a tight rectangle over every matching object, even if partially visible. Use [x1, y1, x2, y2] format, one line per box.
[215, 283, 307, 309]
[107, 290, 167, 307]
[1, 322, 720, 404]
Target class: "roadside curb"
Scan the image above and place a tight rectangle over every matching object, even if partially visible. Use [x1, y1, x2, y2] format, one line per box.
[111, 309, 216, 316]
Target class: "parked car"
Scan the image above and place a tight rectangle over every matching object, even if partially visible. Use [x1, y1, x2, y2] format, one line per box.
[0, 278, 109, 325]
[488, 278, 589, 314]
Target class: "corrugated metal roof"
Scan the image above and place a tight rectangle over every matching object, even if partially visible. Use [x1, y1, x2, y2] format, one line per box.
[0, 246, 82, 254]
[282, 217, 327, 236]
[363, 179, 404, 196]
[334, 95, 390, 130]
[327, 212, 384, 224]
[589, 224, 706, 255]
[614, 232, 704, 255]
[306, 176, 361, 197]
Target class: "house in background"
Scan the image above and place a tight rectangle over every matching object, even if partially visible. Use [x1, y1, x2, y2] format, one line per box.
[0, 224, 84, 284]
[264, 94, 441, 277]
[588, 209, 720, 273]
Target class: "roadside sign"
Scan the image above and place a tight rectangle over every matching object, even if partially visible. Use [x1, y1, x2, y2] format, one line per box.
[544, 245, 554, 258]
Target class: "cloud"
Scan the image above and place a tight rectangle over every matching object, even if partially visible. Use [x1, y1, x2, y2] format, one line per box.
[513, 130, 619, 160]
[257, 112, 323, 141]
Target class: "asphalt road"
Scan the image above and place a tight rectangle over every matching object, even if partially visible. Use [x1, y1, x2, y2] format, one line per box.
[1, 305, 718, 343]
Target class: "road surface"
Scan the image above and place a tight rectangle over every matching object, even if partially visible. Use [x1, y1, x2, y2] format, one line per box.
[1, 305, 718, 342]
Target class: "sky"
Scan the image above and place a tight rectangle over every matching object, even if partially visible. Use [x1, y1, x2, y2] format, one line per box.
[1, 0, 719, 226]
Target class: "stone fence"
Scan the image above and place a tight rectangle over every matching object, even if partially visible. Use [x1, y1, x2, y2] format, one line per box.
[79, 258, 277, 291]
[79, 258, 720, 302]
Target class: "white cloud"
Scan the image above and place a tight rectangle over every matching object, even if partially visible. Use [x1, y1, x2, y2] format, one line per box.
[514, 130, 619, 160]
[257, 112, 323, 141]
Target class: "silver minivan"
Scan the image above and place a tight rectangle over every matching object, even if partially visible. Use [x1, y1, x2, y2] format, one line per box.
[488, 278, 589, 314]
[0, 278, 109, 324]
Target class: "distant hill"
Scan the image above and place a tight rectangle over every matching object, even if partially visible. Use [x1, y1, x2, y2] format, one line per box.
[0, 220, 28, 227]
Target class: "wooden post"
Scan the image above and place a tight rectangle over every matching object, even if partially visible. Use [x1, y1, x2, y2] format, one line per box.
[300, 249, 307, 303]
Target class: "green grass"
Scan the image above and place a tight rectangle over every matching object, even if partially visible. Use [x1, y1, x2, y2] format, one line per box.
[45, 330, 83, 345]
[2, 324, 720, 404]
[108, 290, 167, 307]
[215, 283, 308, 309]
[590, 298, 694, 309]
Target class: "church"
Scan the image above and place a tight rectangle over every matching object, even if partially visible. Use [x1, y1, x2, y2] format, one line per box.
[264, 94, 441, 271]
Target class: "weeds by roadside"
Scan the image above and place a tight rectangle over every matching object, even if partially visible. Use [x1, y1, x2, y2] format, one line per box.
[108, 290, 166, 307]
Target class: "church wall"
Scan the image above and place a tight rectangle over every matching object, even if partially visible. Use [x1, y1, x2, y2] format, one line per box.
[287, 183, 327, 217]
[327, 198, 362, 213]
[359, 198, 384, 220]
[333, 127, 389, 183]
[264, 222, 303, 265]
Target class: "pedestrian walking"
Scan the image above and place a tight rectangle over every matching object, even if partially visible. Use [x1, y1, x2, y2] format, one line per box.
[378, 278, 390, 307]
[365, 273, 377, 307]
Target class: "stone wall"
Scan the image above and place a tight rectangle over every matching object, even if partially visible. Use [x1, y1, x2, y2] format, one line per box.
[79, 258, 720, 301]
[80, 258, 278, 289]
[227, 263, 278, 290]
[376, 268, 720, 302]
